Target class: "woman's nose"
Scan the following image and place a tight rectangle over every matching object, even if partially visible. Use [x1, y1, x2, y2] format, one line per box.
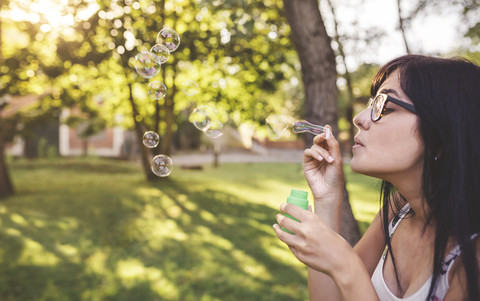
[353, 107, 371, 130]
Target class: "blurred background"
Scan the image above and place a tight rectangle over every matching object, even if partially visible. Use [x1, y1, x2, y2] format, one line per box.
[0, 0, 478, 300]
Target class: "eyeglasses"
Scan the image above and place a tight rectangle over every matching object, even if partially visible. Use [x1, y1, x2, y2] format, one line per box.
[367, 93, 417, 122]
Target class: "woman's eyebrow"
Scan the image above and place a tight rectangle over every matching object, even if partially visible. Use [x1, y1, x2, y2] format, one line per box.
[379, 88, 401, 98]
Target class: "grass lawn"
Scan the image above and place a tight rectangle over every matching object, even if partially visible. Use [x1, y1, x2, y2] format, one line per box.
[0, 157, 380, 301]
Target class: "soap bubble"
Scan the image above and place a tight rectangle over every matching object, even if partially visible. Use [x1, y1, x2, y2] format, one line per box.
[189, 105, 218, 131]
[143, 131, 160, 148]
[266, 114, 290, 140]
[133, 51, 161, 78]
[151, 154, 173, 177]
[156, 28, 180, 52]
[150, 43, 170, 64]
[203, 120, 224, 138]
[148, 81, 167, 99]
[182, 80, 199, 96]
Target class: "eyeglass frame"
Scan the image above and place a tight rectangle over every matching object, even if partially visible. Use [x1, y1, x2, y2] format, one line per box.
[367, 93, 417, 122]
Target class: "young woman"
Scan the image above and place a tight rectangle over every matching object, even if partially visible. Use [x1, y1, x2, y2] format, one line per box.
[273, 55, 480, 301]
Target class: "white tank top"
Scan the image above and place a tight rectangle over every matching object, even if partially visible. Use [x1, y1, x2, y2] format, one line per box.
[371, 204, 469, 301]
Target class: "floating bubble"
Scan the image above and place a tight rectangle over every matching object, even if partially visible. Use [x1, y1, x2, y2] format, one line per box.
[143, 131, 160, 148]
[189, 105, 218, 131]
[151, 154, 173, 177]
[148, 81, 167, 99]
[292, 120, 325, 135]
[182, 80, 199, 96]
[265, 114, 290, 140]
[133, 51, 161, 78]
[156, 28, 180, 52]
[203, 120, 224, 138]
[150, 43, 170, 64]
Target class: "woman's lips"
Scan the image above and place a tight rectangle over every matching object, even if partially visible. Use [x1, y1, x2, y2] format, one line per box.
[352, 143, 362, 149]
[353, 137, 364, 149]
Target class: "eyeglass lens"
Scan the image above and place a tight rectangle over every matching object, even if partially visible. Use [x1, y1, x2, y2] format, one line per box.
[371, 94, 386, 121]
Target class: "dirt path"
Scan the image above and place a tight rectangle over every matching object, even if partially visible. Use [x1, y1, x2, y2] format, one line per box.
[171, 148, 305, 166]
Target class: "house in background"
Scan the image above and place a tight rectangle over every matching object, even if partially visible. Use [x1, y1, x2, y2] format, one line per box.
[4, 96, 132, 158]
[5, 95, 305, 159]
[58, 108, 127, 157]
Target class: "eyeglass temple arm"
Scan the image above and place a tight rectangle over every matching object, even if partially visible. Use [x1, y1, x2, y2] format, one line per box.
[387, 96, 417, 114]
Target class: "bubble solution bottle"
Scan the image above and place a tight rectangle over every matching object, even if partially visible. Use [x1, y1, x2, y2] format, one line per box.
[282, 189, 309, 234]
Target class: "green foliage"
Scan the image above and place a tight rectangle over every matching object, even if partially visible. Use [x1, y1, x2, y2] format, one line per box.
[337, 62, 379, 131]
[462, 51, 480, 66]
[36, 138, 48, 157]
[35, 0, 302, 138]
[1, 0, 302, 154]
[1, 157, 377, 300]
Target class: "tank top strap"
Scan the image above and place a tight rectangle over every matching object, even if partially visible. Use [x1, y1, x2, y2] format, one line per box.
[388, 203, 411, 236]
[432, 233, 479, 300]
[440, 233, 479, 275]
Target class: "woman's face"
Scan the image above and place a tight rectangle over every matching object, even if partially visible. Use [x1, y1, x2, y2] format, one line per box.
[350, 69, 424, 181]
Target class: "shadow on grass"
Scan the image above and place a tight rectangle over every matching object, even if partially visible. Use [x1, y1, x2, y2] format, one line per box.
[156, 180, 307, 299]
[0, 159, 309, 301]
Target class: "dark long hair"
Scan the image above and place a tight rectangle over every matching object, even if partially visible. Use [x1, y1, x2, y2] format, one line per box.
[370, 55, 480, 300]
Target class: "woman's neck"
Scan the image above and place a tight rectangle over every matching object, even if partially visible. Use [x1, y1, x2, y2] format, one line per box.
[389, 171, 430, 223]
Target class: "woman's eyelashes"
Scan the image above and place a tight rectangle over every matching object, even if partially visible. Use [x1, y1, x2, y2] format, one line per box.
[382, 108, 395, 115]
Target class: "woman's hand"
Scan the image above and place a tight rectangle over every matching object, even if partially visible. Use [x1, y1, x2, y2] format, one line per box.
[273, 203, 353, 277]
[303, 126, 344, 204]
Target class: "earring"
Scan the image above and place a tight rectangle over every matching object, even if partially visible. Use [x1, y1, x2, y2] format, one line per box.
[434, 156, 438, 161]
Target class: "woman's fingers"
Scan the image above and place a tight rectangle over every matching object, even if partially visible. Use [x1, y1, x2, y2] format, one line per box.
[303, 147, 326, 164]
[281, 202, 310, 221]
[310, 144, 334, 163]
[275, 213, 298, 235]
[312, 125, 341, 160]
[304, 125, 341, 165]
[323, 127, 342, 160]
[273, 222, 297, 245]
[273, 203, 313, 242]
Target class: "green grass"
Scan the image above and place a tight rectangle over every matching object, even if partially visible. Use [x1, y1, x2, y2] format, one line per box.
[0, 157, 379, 301]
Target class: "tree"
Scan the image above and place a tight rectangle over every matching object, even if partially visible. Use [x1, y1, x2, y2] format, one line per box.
[282, 0, 360, 245]
[0, 99, 15, 198]
[1, 0, 303, 189]
[0, 3, 14, 197]
[0, 2, 53, 197]
[324, 0, 356, 153]
[396, 0, 414, 54]
[55, 0, 302, 179]
[392, 0, 479, 55]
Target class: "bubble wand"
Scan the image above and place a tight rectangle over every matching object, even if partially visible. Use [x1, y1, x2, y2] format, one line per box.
[292, 120, 327, 135]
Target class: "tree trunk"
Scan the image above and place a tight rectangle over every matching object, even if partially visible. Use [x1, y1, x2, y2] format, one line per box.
[82, 138, 88, 156]
[0, 14, 14, 199]
[0, 132, 14, 198]
[326, 0, 355, 155]
[396, 0, 411, 54]
[160, 11, 178, 157]
[162, 70, 176, 156]
[127, 82, 157, 181]
[282, 0, 361, 245]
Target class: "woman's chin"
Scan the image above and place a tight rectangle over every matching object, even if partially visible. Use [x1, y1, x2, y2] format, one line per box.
[350, 157, 361, 173]
[350, 159, 376, 177]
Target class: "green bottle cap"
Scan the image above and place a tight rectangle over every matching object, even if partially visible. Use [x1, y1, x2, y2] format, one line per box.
[282, 189, 308, 234]
[287, 189, 309, 209]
